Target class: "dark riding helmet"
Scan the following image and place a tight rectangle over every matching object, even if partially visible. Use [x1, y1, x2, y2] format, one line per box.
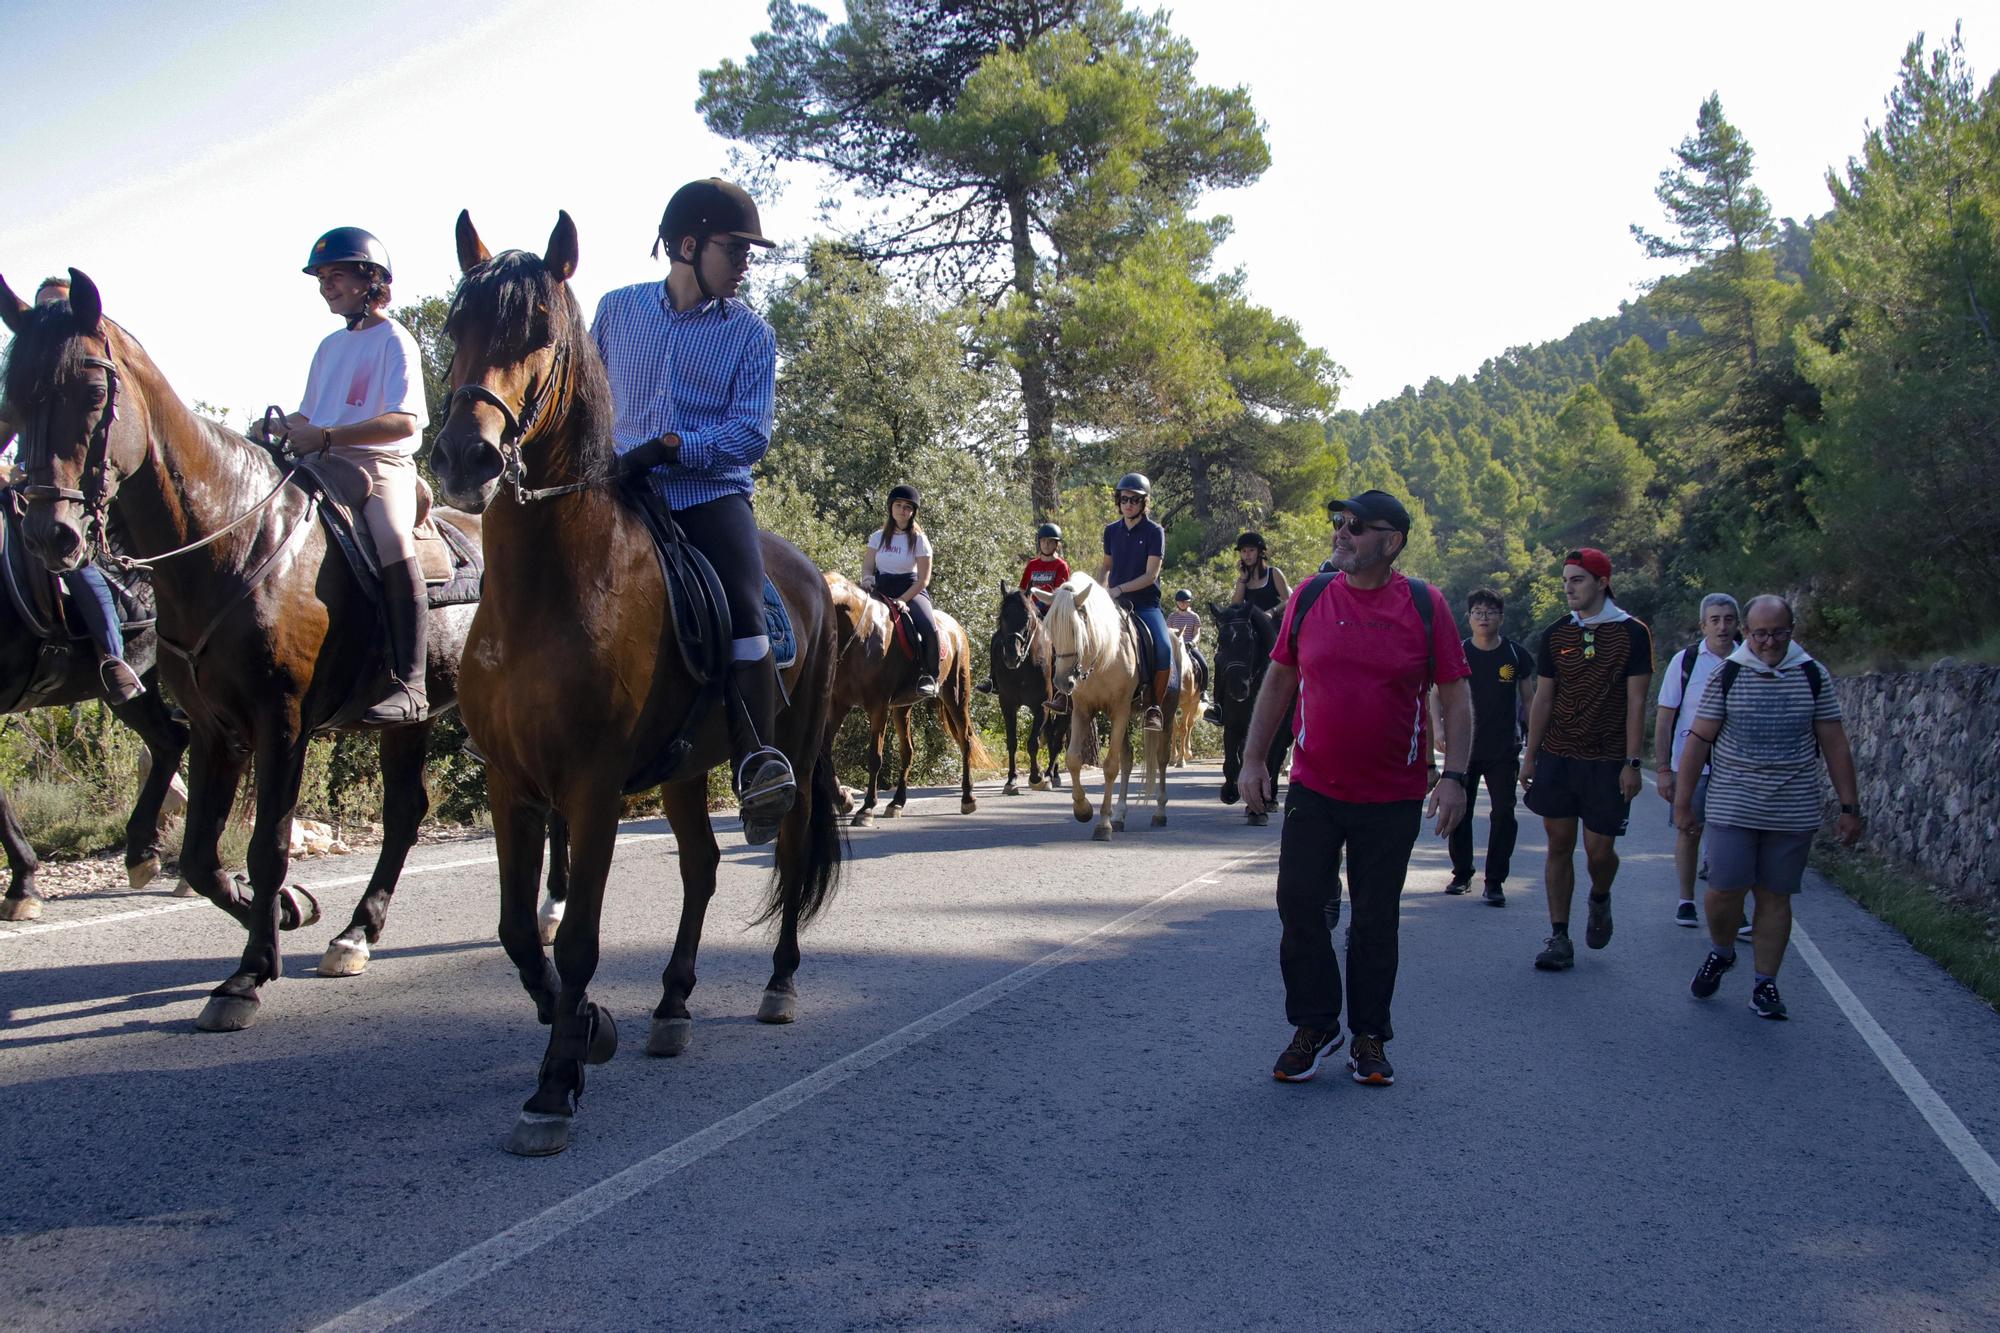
[1036, 522, 1063, 542]
[303, 227, 393, 282]
[1234, 531, 1267, 551]
[1115, 472, 1151, 497]
[658, 178, 777, 258]
[888, 483, 920, 510]
[1175, 588, 1194, 602]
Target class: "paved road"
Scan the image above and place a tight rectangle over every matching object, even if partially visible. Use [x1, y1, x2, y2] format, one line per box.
[2, 762, 1997, 1331]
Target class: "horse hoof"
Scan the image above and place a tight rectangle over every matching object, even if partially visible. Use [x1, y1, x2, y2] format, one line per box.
[960, 799, 977, 814]
[503, 1111, 573, 1157]
[127, 856, 160, 891]
[279, 884, 320, 931]
[172, 879, 199, 898]
[318, 937, 370, 977]
[883, 805, 904, 819]
[164, 773, 190, 817]
[1002, 783, 1020, 796]
[647, 1016, 692, 1057]
[1220, 786, 1239, 806]
[1029, 779, 1048, 792]
[1112, 817, 1126, 833]
[1151, 814, 1167, 827]
[0, 897, 42, 922]
[538, 896, 565, 946]
[1092, 824, 1113, 842]
[194, 995, 259, 1032]
[1248, 811, 1270, 827]
[757, 989, 797, 1024]
[1072, 807, 1091, 823]
[851, 812, 874, 828]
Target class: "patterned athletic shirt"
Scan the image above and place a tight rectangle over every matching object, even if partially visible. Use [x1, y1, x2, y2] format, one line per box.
[1535, 615, 1653, 761]
[1695, 659, 1842, 831]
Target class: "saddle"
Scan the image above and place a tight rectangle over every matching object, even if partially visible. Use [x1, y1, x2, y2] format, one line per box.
[287, 455, 481, 609]
[881, 596, 921, 662]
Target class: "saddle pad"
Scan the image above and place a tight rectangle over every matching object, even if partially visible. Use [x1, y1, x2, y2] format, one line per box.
[764, 578, 797, 670]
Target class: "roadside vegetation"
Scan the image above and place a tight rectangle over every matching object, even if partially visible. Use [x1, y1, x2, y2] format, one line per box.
[1812, 845, 2000, 1013]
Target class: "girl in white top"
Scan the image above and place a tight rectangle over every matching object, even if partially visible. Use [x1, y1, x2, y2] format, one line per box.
[861, 483, 939, 697]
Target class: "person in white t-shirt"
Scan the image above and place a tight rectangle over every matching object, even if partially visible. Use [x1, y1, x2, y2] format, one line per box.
[1653, 592, 1739, 927]
[253, 227, 431, 724]
[860, 484, 939, 698]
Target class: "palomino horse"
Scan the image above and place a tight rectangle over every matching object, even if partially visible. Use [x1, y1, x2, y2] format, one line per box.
[1043, 572, 1190, 840]
[1211, 601, 1292, 826]
[0, 518, 188, 919]
[430, 213, 843, 1157]
[826, 572, 988, 825]
[986, 584, 1066, 795]
[2, 270, 484, 1029]
[1169, 646, 1208, 770]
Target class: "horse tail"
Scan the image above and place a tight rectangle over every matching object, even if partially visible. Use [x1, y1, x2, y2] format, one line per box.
[942, 631, 993, 768]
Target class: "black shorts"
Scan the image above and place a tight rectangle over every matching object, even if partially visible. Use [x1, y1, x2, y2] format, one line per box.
[1525, 752, 1631, 837]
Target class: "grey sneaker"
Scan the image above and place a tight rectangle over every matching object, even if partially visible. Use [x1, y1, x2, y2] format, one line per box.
[1737, 919, 1755, 941]
[1445, 876, 1473, 896]
[1750, 979, 1789, 1020]
[1675, 900, 1699, 927]
[1690, 949, 1735, 999]
[1348, 1034, 1394, 1086]
[1585, 895, 1614, 949]
[1482, 883, 1506, 907]
[1273, 1025, 1340, 1082]
[1534, 934, 1575, 971]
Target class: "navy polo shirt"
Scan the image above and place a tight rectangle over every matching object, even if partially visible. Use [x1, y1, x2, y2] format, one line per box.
[1102, 517, 1166, 608]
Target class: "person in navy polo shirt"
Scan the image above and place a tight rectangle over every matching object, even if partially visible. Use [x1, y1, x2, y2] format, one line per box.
[1243, 489, 1472, 1086]
[1096, 472, 1178, 731]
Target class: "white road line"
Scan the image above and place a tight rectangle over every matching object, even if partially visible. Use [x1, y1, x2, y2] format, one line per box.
[0, 834, 672, 944]
[1792, 920, 2000, 1215]
[313, 840, 1279, 1333]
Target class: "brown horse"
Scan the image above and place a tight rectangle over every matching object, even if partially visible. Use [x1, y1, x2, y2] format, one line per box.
[429, 212, 844, 1157]
[2, 270, 486, 1030]
[825, 572, 988, 825]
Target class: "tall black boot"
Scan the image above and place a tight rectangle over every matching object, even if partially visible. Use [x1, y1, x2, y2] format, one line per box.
[727, 656, 796, 845]
[363, 559, 429, 725]
[917, 628, 941, 698]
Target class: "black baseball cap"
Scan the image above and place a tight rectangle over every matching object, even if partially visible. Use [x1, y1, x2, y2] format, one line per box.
[1326, 489, 1412, 534]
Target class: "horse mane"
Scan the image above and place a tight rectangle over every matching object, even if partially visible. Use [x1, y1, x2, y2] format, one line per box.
[444, 249, 615, 485]
[4, 300, 95, 404]
[1045, 572, 1113, 671]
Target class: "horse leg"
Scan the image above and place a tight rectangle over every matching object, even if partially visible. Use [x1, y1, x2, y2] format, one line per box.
[490, 786, 558, 1027]
[539, 811, 569, 946]
[1068, 706, 1093, 823]
[320, 724, 430, 977]
[886, 708, 912, 817]
[1093, 706, 1124, 840]
[853, 709, 884, 826]
[106, 690, 189, 891]
[649, 779, 719, 1057]
[1113, 718, 1135, 834]
[506, 795, 620, 1157]
[1044, 711, 1064, 791]
[0, 783, 42, 921]
[1002, 700, 1023, 795]
[1151, 715, 1170, 827]
[175, 729, 256, 926]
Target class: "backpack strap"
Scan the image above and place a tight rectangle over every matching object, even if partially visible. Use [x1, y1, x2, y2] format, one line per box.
[1284, 572, 1437, 684]
[1286, 572, 1337, 660]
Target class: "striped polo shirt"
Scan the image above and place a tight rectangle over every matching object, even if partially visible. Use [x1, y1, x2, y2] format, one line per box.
[1695, 656, 1842, 831]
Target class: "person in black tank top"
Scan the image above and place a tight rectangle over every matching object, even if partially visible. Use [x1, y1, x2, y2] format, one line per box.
[1231, 531, 1289, 613]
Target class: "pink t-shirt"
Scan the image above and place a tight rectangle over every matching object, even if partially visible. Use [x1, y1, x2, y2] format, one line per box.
[1270, 571, 1470, 803]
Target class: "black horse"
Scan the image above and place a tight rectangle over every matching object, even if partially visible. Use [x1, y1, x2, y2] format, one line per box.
[1211, 601, 1292, 826]
[0, 498, 189, 920]
[987, 585, 1067, 795]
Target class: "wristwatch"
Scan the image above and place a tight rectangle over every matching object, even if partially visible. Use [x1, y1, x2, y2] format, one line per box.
[1625, 758, 1643, 770]
[1441, 769, 1468, 787]
[1839, 803, 1861, 816]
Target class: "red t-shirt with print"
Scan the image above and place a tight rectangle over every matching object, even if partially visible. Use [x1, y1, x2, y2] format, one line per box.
[1270, 571, 1470, 804]
[1021, 556, 1071, 594]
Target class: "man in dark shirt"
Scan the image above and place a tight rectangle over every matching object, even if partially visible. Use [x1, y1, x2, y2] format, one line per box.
[1520, 549, 1654, 971]
[1447, 587, 1534, 905]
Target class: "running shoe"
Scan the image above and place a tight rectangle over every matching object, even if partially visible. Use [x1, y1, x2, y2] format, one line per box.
[1534, 934, 1575, 971]
[1750, 980, 1788, 1020]
[1585, 894, 1614, 949]
[1737, 920, 1755, 941]
[1483, 883, 1506, 907]
[1348, 1034, 1394, 1086]
[1445, 875, 1473, 896]
[1272, 1025, 1340, 1082]
[1690, 949, 1735, 999]
[1675, 900, 1699, 927]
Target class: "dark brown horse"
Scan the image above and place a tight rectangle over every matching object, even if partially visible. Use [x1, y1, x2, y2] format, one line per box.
[430, 213, 843, 1157]
[2, 271, 486, 1028]
[985, 584, 1067, 796]
[826, 572, 988, 825]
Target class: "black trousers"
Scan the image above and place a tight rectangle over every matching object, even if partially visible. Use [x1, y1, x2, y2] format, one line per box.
[1447, 757, 1520, 886]
[674, 493, 767, 651]
[1276, 783, 1423, 1040]
[872, 571, 936, 648]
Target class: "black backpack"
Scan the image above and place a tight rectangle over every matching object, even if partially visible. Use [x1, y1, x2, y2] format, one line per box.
[1287, 572, 1436, 683]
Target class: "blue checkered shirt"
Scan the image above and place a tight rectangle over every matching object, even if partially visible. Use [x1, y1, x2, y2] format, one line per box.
[591, 281, 776, 509]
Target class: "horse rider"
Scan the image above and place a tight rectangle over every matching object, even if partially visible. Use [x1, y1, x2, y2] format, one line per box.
[1169, 588, 1207, 712]
[861, 483, 940, 699]
[1231, 530, 1290, 613]
[0, 275, 145, 700]
[595, 177, 794, 844]
[978, 521, 1068, 698]
[1098, 472, 1178, 732]
[245, 229, 430, 724]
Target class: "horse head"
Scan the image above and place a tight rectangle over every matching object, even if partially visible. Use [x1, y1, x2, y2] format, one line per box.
[1211, 601, 1274, 704]
[1, 269, 156, 571]
[433, 210, 608, 513]
[1045, 576, 1099, 696]
[993, 583, 1037, 671]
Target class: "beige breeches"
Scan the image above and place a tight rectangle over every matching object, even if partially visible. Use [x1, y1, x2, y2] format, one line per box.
[331, 448, 419, 564]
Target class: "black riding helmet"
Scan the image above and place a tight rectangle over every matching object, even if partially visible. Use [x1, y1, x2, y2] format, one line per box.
[1115, 472, 1151, 497]
[1234, 531, 1267, 552]
[303, 227, 393, 282]
[657, 178, 775, 301]
[1036, 522, 1063, 542]
[1174, 588, 1193, 602]
[888, 483, 920, 511]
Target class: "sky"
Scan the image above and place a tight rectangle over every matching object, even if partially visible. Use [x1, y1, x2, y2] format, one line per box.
[0, 1, 1983, 419]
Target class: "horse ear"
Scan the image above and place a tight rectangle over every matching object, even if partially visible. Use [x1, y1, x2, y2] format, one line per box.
[1075, 580, 1092, 602]
[0, 273, 25, 334]
[456, 210, 492, 274]
[68, 269, 102, 333]
[545, 211, 578, 282]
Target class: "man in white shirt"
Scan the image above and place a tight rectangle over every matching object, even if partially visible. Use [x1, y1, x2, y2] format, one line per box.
[1653, 593, 1739, 927]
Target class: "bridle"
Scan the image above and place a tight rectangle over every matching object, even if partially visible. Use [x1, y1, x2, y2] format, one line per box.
[19, 354, 124, 562]
[446, 341, 583, 503]
[997, 590, 1036, 669]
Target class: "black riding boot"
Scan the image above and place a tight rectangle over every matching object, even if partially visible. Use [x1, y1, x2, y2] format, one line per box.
[917, 630, 941, 699]
[728, 656, 796, 845]
[363, 558, 429, 725]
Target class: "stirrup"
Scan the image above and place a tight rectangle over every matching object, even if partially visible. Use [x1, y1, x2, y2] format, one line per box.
[98, 657, 145, 702]
[916, 675, 939, 698]
[736, 747, 797, 816]
[1142, 706, 1164, 732]
[361, 682, 429, 725]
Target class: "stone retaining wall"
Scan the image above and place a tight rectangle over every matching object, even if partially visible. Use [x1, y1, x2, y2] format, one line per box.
[1835, 663, 2000, 903]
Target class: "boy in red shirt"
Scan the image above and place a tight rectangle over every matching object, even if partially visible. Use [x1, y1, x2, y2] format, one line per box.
[1019, 522, 1070, 608]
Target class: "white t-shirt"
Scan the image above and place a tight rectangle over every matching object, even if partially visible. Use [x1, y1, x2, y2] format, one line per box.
[1659, 641, 1730, 773]
[867, 527, 932, 576]
[297, 319, 428, 457]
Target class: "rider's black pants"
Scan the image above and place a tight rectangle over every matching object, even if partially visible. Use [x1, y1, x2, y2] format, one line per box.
[674, 493, 768, 660]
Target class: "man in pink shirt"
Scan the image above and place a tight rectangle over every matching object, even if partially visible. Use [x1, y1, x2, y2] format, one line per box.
[1242, 490, 1472, 1086]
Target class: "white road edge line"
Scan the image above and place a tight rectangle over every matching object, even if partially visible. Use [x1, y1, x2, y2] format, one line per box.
[0, 834, 672, 943]
[313, 840, 1279, 1333]
[1792, 919, 2000, 1215]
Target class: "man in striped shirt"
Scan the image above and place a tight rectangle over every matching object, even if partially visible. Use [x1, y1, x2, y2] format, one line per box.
[596, 178, 793, 843]
[1674, 595, 1863, 1019]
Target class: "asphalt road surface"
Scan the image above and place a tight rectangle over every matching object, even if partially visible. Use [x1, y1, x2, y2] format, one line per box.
[3, 762, 1997, 1331]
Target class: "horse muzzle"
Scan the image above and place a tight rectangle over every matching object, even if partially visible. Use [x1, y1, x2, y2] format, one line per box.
[1223, 664, 1253, 703]
[431, 423, 504, 513]
[22, 500, 88, 572]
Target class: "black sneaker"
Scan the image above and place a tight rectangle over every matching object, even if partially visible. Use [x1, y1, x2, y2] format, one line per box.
[1272, 1025, 1339, 1082]
[974, 678, 996, 695]
[1482, 883, 1506, 906]
[1203, 705, 1222, 726]
[1585, 895, 1614, 949]
[1690, 949, 1735, 999]
[1675, 900, 1699, 927]
[1445, 875, 1473, 896]
[1534, 934, 1575, 971]
[1750, 979, 1788, 1020]
[1348, 1034, 1394, 1086]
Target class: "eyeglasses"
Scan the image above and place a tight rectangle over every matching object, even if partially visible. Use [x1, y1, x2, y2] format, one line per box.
[1117, 494, 1144, 505]
[1747, 627, 1793, 642]
[1332, 514, 1394, 535]
[709, 239, 754, 262]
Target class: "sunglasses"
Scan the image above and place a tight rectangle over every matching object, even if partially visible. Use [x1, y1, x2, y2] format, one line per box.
[709, 239, 754, 262]
[1332, 514, 1395, 535]
[1117, 494, 1145, 505]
